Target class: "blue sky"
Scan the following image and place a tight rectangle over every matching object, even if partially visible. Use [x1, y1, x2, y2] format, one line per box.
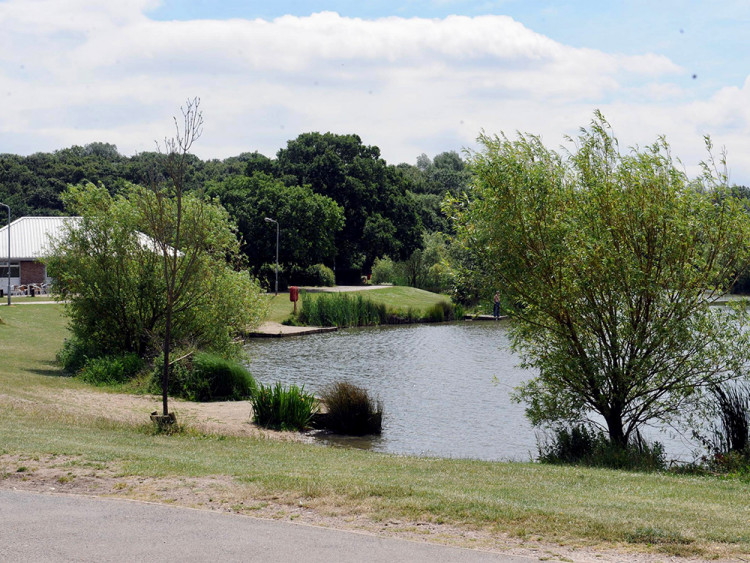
[2, 0, 749, 182]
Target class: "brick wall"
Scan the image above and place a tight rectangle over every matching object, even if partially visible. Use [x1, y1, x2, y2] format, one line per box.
[20, 261, 46, 284]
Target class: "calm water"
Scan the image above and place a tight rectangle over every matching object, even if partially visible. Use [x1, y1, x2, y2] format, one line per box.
[244, 321, 697, 461]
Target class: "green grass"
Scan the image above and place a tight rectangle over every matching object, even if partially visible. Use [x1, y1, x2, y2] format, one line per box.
[264, 293, 298, 323]
[0, 304, 85, 396]
[2, 304, 750, 558]
[357, 287, 450, 311]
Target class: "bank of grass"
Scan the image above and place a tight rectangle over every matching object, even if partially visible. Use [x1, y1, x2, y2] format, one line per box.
[2, 304, 750, 558]
[264, 286, 451, 324]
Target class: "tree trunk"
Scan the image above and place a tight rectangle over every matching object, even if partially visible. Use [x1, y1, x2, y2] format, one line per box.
[161, 306, 172, 416]
[604, 410, 627, 449]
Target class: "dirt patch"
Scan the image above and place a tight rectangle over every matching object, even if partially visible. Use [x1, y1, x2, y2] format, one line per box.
[42, 388, 308, 441]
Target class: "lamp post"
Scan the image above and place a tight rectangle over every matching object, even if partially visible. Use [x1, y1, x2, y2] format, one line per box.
[0, 202, 9, 306]
[264, 217, 279, 296]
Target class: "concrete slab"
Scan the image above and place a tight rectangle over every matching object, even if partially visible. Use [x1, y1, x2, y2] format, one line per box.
[247, 321, 338, 338]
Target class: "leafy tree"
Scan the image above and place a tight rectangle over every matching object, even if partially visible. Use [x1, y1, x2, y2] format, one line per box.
[449, 113, 750, 447]
[46, 183, 165, 357]
[398, 151, 471, 234]
[46, 182, 266, 363]
[207, 172, 344, 274]
[276, 132, 422, 277]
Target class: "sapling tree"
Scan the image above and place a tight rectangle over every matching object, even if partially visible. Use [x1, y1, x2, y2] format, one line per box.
[134, 98, 264, 419]
[448, 113, 750, 447]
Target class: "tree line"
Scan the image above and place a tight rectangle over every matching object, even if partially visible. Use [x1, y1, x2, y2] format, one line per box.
[0, 135, 470, 286]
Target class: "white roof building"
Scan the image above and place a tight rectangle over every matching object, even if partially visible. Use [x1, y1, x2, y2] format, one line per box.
[0, 216, 80, 261]
[1, 216, 82, 290]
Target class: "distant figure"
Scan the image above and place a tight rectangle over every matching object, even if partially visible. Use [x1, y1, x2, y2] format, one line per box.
[493, 292, 501, 319]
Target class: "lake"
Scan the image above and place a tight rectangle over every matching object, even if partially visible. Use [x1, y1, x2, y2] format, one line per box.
[244, 320, 698, 462]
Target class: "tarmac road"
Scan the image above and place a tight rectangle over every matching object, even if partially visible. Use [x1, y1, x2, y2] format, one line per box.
[1, 490, 533, 562]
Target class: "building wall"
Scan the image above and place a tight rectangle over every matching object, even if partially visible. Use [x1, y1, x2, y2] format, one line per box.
[20, 260, 46, 284]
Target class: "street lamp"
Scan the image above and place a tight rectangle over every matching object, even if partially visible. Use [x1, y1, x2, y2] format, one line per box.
[264, 217, 279, 296]
[0, 202, 9, 306]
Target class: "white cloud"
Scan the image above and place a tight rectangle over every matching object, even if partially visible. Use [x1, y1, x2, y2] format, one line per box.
[0, 2, 748, 183]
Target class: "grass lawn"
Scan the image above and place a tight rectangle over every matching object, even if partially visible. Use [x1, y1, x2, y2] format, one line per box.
[1, 303, 750, 559]
[264, 286, 450, 324]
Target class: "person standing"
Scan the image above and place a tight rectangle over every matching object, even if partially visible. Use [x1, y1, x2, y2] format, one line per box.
[493, 291, 501, 319]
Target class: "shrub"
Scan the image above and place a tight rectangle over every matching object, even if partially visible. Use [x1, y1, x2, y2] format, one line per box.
[257, 262, 287, 292]
[150, 352, 257, 402]
[251, 382, 317, 431]
[317, 381, 383, 435]
[371, 256, 397, 285]
[538, 424, 666, 471]
[290, 263, 335, 287]
[78, 353, 144, 386]
[57, 336, 100, 374]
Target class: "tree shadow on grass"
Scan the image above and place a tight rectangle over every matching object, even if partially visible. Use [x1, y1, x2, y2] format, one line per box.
[26, 364, 68, 378]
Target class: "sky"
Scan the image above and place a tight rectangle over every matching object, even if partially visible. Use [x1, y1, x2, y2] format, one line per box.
[1, 0, 749, 183]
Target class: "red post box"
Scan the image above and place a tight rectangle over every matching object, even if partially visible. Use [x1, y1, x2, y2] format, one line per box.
[289, 286, 299, 314]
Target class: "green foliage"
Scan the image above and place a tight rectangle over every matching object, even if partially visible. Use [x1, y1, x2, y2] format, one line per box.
[371, 256, 398, 285]
[207, 172, 344, 273]
[298, 290, 460, 327]
[77, 354, 144, 386]
[56, 336, 100, 374]
[290, 263, 336, 287]
[299, 292, 387, 327]
[317, 381, 382, 435]
[45, 182, 267, 361]
[450, 112, 750, 446]
[538, 425, 666, 471]
[276, 132, 423, 277]
[0, 143, 265, 219]
[251, 382, 317, 431]
[424, 300, 458, 322]
[370, 233, 455, 293]
[704, 450, 750, 478]
[151, 352, 257, 402]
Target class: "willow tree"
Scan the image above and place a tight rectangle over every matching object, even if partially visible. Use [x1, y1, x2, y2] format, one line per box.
[448, 113, 750, 447]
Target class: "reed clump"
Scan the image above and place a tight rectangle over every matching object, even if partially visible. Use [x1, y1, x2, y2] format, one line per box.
[299, 293, 387, 327]
[316, 381, 382, 435]
[251, 382, 317, 431]
[298, 292, 460, 328]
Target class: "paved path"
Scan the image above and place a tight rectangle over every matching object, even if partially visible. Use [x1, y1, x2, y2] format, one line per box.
[1, 490, 531, 562]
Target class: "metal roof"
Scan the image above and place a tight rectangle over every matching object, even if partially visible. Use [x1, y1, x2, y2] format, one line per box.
[0, 216, 178, 261]
[0, 216, 80, 261]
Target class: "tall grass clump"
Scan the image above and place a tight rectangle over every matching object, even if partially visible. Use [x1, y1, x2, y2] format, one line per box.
[251, 382, 317, 431]
[299, 293, 387, 327]
[150, 352, 257, 401]
[695, 383, 750, 475]
[424, 300, 457, 322]
[317, 381, 383, 435]
[711, 383, 750, 454]
[538, 424, 666, 471]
